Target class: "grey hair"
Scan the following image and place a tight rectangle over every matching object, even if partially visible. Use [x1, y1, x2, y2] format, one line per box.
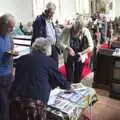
[32, 37, 51, 54]
[74, 13, 89, 27]
[0, 13, 15, 25]
[73, 19, 83, 31]
[46, 2, 56, 11]
[75, 17, 84, 26]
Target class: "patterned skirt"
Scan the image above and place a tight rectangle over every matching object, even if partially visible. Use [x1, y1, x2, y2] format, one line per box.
[9, 97, 46, 120]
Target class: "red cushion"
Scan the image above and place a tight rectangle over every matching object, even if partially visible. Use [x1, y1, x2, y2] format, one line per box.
[99, 43, 108, 49]
[58, 65, 67, 79]
[58, 53, 91, 79]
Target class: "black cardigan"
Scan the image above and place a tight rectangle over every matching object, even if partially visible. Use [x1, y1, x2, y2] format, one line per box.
[9, 52, 70, 104]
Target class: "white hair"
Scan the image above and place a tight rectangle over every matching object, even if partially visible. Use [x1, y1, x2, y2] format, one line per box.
[0, 13, 15, 25]
[72, 18, 84, 30]
[46, 2, 56, 11]
[32, 37, 51, 54]
[74, 13, 89, 27]
[0, 13, 15, 34]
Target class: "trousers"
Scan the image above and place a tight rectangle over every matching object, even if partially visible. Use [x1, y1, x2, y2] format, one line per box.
[0, 74, 12, 120]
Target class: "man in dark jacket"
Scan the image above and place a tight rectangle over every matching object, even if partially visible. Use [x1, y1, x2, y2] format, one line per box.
[9, 37, 71, 120]
[32, 2, 60, 66]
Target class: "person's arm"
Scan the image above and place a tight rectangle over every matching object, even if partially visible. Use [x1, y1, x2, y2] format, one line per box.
[54, 25, 62, 54]
[48, 60, 71, 90]
[32, 16, 46, 45]
[9, 56, 25, 98]
[81, 28, 94, 54]
[60, 28, 75, 56]
[76, 28, 94, 62]
[32, 20, 40, 45]
[55, 25, 62, 42]
[5, 36, 18, 56]
[0, 38, 5, 65]
[59, 28, 69, 50]
[0, 37, 15, 65]
[0, 49, 3, 65]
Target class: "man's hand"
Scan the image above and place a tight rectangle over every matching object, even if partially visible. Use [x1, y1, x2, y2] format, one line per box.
[64, 85, 75, 93]
[6, 51, 19, 56]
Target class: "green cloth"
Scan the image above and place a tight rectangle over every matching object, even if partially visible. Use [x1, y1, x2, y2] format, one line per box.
[12, 26, 24, 35]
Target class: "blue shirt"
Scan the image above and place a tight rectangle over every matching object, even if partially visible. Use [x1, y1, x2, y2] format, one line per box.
[0, 35, 13, 76]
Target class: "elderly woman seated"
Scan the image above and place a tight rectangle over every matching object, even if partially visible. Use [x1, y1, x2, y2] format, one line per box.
[9, 37, 71, 120]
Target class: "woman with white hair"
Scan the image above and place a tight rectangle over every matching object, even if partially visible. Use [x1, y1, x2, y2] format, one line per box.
[60, 18, 94, 83]
[9, 37, 71, 120]
[32, 2, 60, 66]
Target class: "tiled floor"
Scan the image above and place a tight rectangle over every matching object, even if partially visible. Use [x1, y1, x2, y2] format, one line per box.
[84, 88, 120, 120]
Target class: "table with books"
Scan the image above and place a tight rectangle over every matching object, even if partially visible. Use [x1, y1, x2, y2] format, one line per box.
[46, 83, 97, 120]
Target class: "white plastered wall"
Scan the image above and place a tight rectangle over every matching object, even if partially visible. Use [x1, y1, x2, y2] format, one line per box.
[0, 0, 91, 24]
[0, 0, 33, 24]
